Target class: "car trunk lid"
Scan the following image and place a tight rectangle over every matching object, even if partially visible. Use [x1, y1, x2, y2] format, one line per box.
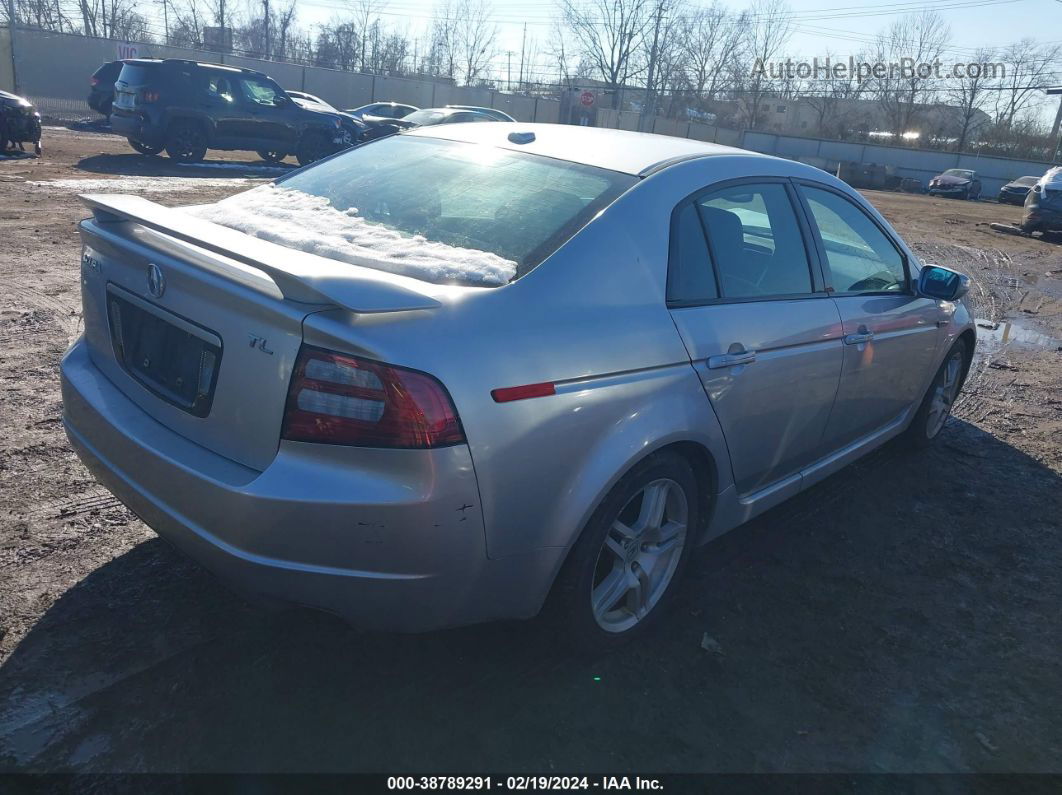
[77, 194, 444, 471]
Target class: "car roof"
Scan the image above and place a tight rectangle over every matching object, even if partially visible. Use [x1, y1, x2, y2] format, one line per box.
[406, 122, 759, 176]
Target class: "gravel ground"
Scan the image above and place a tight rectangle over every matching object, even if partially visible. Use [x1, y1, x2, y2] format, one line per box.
[0, 128, 1060, 773]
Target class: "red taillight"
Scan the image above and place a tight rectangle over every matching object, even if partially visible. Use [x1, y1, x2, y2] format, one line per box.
[281, 346, 465, 449]
[90, 76, 99, 86]
[141, 90, 160, 103]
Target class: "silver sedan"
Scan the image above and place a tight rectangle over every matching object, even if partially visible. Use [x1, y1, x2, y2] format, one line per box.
[61, 123, 974, 648]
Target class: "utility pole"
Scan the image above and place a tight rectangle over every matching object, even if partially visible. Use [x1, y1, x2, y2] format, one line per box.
[518, 23, 526, 89]
[218, 0, 225, 51]
[506, 50, 513, 92]
[640, 0, 666, 132]
[1049, 88, 1062, 161]
[262, 0, 270, 59]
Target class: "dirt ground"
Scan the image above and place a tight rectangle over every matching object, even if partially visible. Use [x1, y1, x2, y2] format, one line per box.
[0, 128, 1060, 774]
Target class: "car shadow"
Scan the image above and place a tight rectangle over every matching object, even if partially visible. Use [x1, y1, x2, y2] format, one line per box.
[75, 152, 294, 179]
[1, 419, 1060, 773]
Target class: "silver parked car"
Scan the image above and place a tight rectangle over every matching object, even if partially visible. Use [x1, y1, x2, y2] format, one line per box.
[61, 123, 975, 648]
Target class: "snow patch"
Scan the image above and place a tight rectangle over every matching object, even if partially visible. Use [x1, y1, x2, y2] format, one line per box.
[177, 161, 291, 176]
[29, 177, 260, 193]
[186, 183, 517, 286]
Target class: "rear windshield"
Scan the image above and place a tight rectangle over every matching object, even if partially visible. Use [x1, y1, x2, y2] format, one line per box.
[404, 110, 447, 126]
[1015, 176, 1038, 186]
[200, 135, 636, 287]
[116, 64, 159, 86]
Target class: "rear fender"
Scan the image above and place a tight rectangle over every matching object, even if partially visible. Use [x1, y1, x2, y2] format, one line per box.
[544, 364, 733, 553]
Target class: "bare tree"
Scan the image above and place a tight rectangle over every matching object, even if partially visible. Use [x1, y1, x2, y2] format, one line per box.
[559, 0, 654, 108]
[946, 46, 996, 152]
[455, 0, 496, 85]
[682, 2, 745, 103]
[797, 49, 871, 138]
[870, 10, 951, 141]
[994, 39, 1062, 130]
[738, 0, 792, 129]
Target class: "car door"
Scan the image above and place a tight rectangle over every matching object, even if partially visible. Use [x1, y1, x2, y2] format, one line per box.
[795, 182, 942, 449]
[235, 76, 298, 150]
[667, 179, 844, 496]
[199, 73, 246, 145]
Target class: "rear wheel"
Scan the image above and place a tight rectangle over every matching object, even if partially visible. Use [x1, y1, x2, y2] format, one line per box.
[165, 120, 207, 163]
[295, 130, 333, 167]
[904, 339, 967, 448]
[128, 138, 163, 156]
[256, 150, 286, 163]
[545, 451, 699, 651]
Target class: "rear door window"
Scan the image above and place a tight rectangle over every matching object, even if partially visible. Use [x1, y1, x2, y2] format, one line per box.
[695, 183, 813, 299]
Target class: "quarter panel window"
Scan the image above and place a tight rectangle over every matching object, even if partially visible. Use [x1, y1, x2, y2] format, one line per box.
[667, 202, 718, 303]
[696, 183, 813, 298]
[801, 186, 906, 294]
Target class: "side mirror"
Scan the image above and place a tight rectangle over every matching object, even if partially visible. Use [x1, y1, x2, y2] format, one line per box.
[917, 264, 969, 302]
[274, 95, 291, 106]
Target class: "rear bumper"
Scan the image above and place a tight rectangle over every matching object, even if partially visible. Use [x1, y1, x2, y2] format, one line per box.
[110, 111, 163, 144]
[1023, 206, 1062, 230]
[61, 337, 558, 631]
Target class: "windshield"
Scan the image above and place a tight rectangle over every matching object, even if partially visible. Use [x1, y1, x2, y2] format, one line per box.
[943, 169, 974, 179]
[404, 110, 447, 126]
[198, 135, 636, 287]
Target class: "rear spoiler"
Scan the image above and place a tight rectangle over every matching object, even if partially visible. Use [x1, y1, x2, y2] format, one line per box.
[79, 193, 443, 313]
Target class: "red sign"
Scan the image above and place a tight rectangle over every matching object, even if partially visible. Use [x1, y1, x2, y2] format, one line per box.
[579, 91, 595, 107]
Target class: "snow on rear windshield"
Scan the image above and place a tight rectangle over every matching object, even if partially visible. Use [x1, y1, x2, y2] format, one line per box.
[190, 135, 636, 287]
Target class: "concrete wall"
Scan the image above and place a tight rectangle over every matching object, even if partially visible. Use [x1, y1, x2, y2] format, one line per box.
[0, 28, 13, 92]
[5, 28, 561, 123]
[740, 131, 1059, 195]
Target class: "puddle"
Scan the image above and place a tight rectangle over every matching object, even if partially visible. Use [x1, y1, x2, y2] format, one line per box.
[975, 318, 1062, 352]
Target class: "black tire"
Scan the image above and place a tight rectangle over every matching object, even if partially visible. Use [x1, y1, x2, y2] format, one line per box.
[544, 451, 700, 652]
[295, 130, 334, 167]
[904, 339, 968, 449]
[165, 120, 208, 163]
[256, 150, 286, 163]
[100, 99, 113, 119]
[128, 137, 163, 156]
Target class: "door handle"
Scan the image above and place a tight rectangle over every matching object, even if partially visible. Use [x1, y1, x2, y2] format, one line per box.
[843, 332, 874, 345]
[843, 325, 875, 345]
[707, 351, 757, 369]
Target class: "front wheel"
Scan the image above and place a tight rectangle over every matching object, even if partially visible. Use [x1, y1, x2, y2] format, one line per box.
[128, 138, 163, 156]
[545, 451, 699, 651]
[295, 131, 334, 167]
[256, 150, 286, 163]
[904, 339, 968, 448]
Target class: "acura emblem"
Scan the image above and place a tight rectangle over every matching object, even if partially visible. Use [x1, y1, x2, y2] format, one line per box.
[147, 263, 165, 298]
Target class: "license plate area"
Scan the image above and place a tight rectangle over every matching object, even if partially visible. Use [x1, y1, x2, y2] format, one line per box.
[106, 285, 222, 417]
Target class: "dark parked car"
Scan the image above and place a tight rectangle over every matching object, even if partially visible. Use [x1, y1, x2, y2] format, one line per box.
[998, 175, 1038, 205]
[445, 105, 516, 122]
[87, 60, 126, 117]
[111, 59, 366, 165]
[345, 102, 418, 120]
[927, 168, 981, 200]
[0, 90, 42, 155]
[1022, 169, 1062, 233]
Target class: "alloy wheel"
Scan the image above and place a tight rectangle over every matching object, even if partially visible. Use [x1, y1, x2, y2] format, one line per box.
[590, 478, 688, 633]
[926, 351, 963, 438]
